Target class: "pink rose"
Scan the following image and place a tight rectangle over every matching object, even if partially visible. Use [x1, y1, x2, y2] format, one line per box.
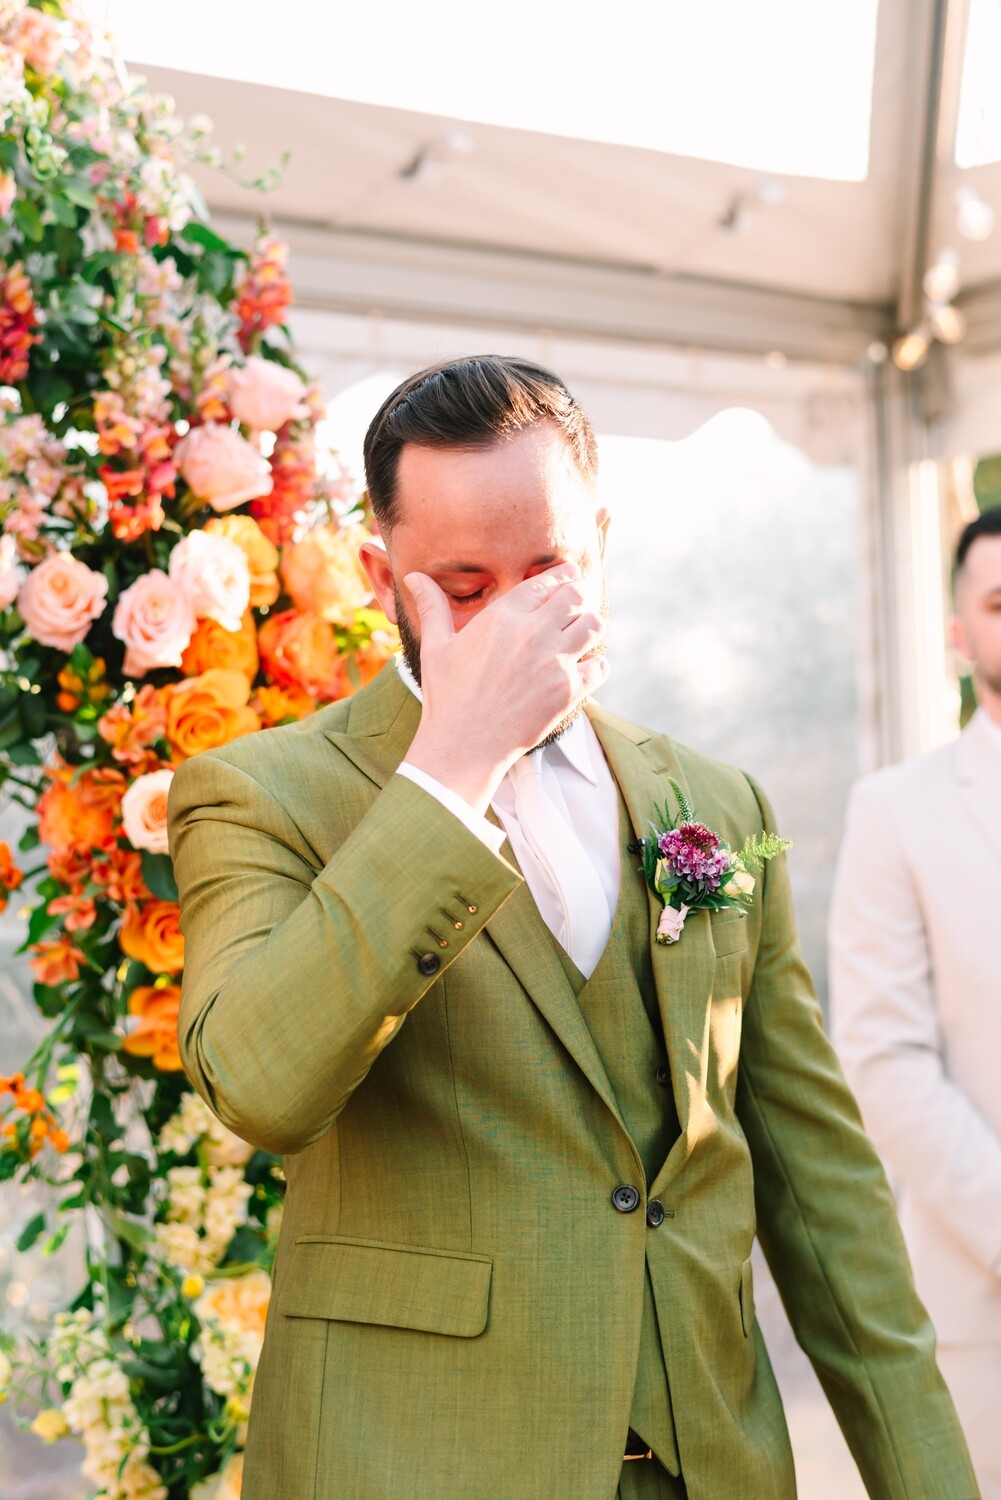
[176, 424, 273, 513]
[168, 531, 250, 633]
[12, 8, 62, 76]
[112, 569, 196, 677]
[228, 357, 308, 433]
[0, 534, 19, 610]
[0, 172, 15, 221]
[121, 768, 174, 855]
[17, 552, 108, 650]
[656, 904, 689, 944]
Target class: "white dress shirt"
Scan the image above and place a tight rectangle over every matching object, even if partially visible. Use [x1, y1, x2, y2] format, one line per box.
[394, 656, 620, 976]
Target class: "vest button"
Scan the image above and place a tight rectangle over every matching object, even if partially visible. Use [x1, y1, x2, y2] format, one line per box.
[646, 1199, 666, 1228]
[611, 1184, 641, 1213]
[655, 1065, 670, 1088]
[417, 952, 441, 976]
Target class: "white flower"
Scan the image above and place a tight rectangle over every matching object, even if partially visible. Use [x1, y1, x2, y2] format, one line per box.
[726, 865, 755, 899]
[120, 768, 173, 855]
[168, 530, 250, 633]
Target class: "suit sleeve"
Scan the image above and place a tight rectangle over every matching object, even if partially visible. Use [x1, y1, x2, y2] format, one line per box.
[735, 778, 978, 1500]
[829, 774, 1001, 1277]
[168, 751, 521, 1156]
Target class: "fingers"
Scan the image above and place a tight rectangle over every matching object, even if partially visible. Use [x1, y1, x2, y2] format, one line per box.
[505, 560, 581, 613]
[403, 572, 455, 644]
[576, 652, 611, 697]
[558, 608, 606, 662]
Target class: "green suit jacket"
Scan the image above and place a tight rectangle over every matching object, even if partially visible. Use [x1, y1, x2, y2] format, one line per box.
[168, 666, 977, 1500]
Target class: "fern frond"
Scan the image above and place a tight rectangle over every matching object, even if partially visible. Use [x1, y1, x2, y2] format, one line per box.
[737, 831, 792, 873]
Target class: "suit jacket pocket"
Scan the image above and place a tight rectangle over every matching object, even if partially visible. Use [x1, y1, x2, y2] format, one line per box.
[281, 1234, 493, 1337]
[711, 909, 750, 958]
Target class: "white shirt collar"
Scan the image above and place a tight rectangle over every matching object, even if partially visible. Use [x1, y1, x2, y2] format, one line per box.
[395, 652, 598, 786]
[978, 706, 1001, 760]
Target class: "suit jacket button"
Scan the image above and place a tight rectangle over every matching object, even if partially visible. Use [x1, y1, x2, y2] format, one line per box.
[417, 952, 441, 976]
[611, 1184, 641, 1213]
[646, 1200, 666, 1228]
[655, 1065, 670, 1088]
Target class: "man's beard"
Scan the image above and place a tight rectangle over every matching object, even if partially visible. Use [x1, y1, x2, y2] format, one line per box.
[393, 579, 609, 751]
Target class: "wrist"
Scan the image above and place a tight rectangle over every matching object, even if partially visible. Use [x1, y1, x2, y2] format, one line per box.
[403, 730, 508, 816]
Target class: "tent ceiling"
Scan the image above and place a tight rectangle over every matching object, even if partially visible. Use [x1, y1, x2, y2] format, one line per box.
[129, 0, 1001, 360]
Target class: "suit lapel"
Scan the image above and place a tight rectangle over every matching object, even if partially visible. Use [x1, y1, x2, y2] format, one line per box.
[587, 702, 716, 1173]
[956, 711, 1001, 872]
[323, 669, 627, 1131]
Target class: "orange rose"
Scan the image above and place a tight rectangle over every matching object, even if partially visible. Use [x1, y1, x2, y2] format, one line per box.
[121, 984, 182, 1071]
[120, 900, 185, 974]
[205, 515, 280, 608]
[253, 683, 315, 727]
[280, 524, 373, 626]
[257, 609, 347, 702]
[30, 935, 85, 986]
[181, 611, 259, 679]
[0, 840, 23, 915]
[165, 668, 260, 763]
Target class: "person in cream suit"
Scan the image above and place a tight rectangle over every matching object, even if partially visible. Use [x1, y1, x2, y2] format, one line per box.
[169, 357, 976, 1500]
[830, 505, 1001, 1499]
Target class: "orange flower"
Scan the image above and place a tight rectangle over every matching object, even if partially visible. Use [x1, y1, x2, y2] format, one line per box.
[98, 683, 168, 767]
[114, 228, 140, 254]
[30, 935, 85, 986]
[253, 683, 316, 727]
[205, 515, 280, 608]
[165, 668, 260, 763]
[56, 656, 112, 716]
[257, 609, 347, 702]
[0, 840, 23, 915]
[235, 235, 293, 353]
[92, 846, 151, 906]
[121, 984, 183, 1071]
[0, 261, 41, 384]
[181, 612, 259, 679]
[37, 766, 126, 858]
[0, 1073, 72, 1159]
[120, 900, 185, 974]
[280, 524, 373, 626]
[49, 892, 97, 932]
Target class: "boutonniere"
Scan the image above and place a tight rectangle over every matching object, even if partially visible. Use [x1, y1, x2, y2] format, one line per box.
[632, 778, 791, 944]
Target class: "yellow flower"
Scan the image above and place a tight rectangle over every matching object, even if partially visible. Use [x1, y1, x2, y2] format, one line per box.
[181, 1274, 206, 1300]
[30, 1407, 70, 1442]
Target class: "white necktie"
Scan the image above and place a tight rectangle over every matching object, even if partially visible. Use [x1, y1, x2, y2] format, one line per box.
[509, 752, 612, 977]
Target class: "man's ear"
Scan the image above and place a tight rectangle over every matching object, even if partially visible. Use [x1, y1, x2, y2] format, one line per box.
[359, 539, 398, 624]
[596, 506, 611, 557]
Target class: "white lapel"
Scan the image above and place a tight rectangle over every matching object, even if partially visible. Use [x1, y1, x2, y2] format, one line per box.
[955, 710, 1001, 872]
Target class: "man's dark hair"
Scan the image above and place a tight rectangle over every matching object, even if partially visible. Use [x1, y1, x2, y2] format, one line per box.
[955, 505, 1001, 574]
[363, 355, 598, 530]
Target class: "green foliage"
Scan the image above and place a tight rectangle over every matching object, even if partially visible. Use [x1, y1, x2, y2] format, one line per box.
[737, 830, 793, 873]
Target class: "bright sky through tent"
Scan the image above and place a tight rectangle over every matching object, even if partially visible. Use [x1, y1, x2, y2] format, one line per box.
[955, 0, 1001, 167]
[86, 0, 880, 182]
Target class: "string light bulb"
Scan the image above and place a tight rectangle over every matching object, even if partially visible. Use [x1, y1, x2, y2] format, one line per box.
[891, 328, 930, 372]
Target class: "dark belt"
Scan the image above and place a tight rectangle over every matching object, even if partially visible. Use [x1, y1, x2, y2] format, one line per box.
[623, 1429, 654, 1461]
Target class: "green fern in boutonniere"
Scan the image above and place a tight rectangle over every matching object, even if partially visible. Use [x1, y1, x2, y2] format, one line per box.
[635, 778, 791, 944]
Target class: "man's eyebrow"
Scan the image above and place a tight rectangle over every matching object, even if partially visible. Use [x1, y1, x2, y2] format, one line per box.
[431, 554, 559, 574]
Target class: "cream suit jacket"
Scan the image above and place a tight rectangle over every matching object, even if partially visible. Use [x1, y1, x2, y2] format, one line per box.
[830, 709, 1001, 1343]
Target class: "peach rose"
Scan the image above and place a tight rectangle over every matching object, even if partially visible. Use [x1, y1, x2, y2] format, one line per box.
[120, 900, 185, 974]
[257, 609, 347, 701]
[176, 423, 273, 513]
[121, 768, 174, 855]
[0, 173, 15, 224]
[17, 552, 109, 650]
[165, 667, 260, 762]
[181, 611, 259, 680]
[195, 1268, 271, 1342]
[112, 569, 197, 677]
[228, 356, 308, 432]
[121, 983, 183, 1070]
[12, 8, 62, 76]
[192, 1453, 244, 1500]
[168, 530, 250, 633]
[0, 533, 19, 610]
[280, 524, 373, 626]
[204, 515, 279, 608]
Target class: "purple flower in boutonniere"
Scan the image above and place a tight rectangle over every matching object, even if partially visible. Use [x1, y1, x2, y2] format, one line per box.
[635, 778, 791, 944]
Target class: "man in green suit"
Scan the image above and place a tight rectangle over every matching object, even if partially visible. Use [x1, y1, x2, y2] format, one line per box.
[169, 356, 976, 1499]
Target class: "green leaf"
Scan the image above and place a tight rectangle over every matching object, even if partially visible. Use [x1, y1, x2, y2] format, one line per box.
[48, 193, 78, 228]
[16, 1212, 47, 1252]
[6, 740, 41, 766]
[180, 221, 237, 255]
[104, 1209, 152, 1254]
[13, 197, 44, 241]
[43, 1221, 72, 1257]
[18, 823, 40, 852]
[62, 179, 97, 209]
[140, 852, 179, 902]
